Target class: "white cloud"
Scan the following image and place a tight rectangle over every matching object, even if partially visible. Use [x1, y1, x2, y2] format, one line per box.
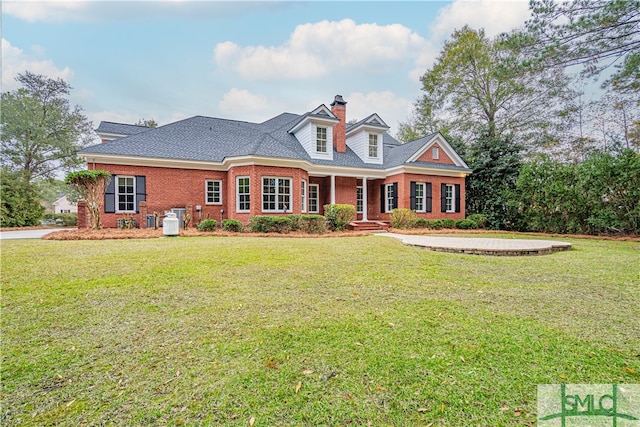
[346, 91, 413, 135]
[2, 1, 88, 23]
[431, 0, 531, 40]
[213, 19, 430, 81]
[217, 88, 271, 121]
[1, 38, 73, 91]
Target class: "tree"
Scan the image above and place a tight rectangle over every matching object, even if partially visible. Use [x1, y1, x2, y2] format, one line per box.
[0, 168, 45, 227]
[1, 71, 94, 182]
[65, 170, 111, 230]
[523, 0, 640, 90]
[134, 118, 158, 128]
[465, 133, 523, 229]
[405, 26, 573, 149]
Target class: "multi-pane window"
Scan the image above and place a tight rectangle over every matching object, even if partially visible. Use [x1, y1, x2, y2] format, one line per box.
[356, 186, 363, 213]
[117, 176, 135, 212]
[414, 182, 425, 212]
[206, 180, 222, 204]
[369, 134, 378, 158]
[236, 176, 250, 212]
[385, 183, 395, 213]
[445, 184, 455, 212]
[262, 177, 291, 212]
[309, 184, 319, 213]
[301, 179, 307, 212]
[316, 127, 327, 153]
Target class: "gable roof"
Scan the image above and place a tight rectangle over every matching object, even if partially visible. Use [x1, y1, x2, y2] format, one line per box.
[83, 111, 470, 174]
[96, 121, 151, 137]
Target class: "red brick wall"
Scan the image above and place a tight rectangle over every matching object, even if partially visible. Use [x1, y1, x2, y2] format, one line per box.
[331, 104, 347, 153]
[416, 142, 455, 165]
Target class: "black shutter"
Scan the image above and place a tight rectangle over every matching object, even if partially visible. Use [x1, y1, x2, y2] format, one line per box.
[380, 184, 385, 213]
[455, 184, 461, 213]
[426, 183, 432, 212]
[410, 182, 416, 210]
[392, 183, 398, 210]
[441, 183, 447, 212]
[135, 176, 146, 212]
[104, 176, 116, 213]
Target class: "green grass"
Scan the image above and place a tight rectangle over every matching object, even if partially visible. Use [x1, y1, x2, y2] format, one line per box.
[1, 235, 639, 426]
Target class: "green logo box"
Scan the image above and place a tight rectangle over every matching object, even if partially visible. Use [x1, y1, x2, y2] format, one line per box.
[538, 384, 640, 426]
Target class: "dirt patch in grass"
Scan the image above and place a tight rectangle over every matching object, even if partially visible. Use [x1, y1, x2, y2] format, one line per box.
[42, 228, 375, 240]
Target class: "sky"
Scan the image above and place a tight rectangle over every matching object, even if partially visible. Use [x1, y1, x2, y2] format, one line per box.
[1, 0, 533, 138]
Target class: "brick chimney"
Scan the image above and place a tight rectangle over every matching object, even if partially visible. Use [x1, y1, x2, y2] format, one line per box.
[330, 95, 347, 153]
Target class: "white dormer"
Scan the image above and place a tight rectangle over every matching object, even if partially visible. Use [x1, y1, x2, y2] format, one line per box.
[345, 113, 390, 165]
[288, 105, 340, 160]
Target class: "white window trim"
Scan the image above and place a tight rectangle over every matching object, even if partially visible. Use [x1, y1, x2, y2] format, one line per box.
[415, 182, 426, 212]
[445, 184, 455, 213]
[356, 186, 363, 213]
[316, 126, 328, 153]
[308, 184, 319, 214]
[368, 133, 379, 159]
[261, 176, 292, 213]
[385, 183, 394, 213]
[301, 179, 307, 213]
[205, 179, 223, 205]
[236, 176, 250, 213]
[433, 146, 440, 160]
[116, 175, 136, 213]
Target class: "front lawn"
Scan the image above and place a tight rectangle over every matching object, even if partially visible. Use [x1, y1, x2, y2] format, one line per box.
[1, 235, 638, 425]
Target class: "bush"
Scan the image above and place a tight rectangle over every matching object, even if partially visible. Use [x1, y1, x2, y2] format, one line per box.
[248, 216, 292, 233]
[455, 219, 477, 229]
[300, 214, 328, 234]
[411, 217, 428, 228]
[466, 213, 488, 229]
[197, 219, 218, 232]
[324, 204, 355, 231]
[222, 219, 243, 232]
[40, 213, 78, 226]
[440, 219, 456, 229]
[390, 208, 417, 229]
[288, 214, 303, 231]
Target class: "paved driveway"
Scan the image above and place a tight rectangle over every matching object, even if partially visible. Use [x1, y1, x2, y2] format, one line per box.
[0, 228, 74, 240]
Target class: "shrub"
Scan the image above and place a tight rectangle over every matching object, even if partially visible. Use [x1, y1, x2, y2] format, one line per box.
[324, 204, 355, 231]
[288, 214, 303, 231]
[440, 219, 456, 229]
[248, 216, 292, 233]
[411, 217, 428, 228]
[40, 213, 78, 226]
[390, 208, 417, 229]
[300, 214, 327, 234]
[466, 213, 488, 229]
[455, 219, 477, 229]
[222, 219, 243, 232]
[197, 219, 217, 232]
[424, 219, 443, 230]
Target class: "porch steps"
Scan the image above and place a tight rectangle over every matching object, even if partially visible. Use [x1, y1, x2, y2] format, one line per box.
[349, 221, 390, 232]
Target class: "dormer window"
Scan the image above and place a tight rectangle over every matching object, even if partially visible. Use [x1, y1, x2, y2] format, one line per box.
[368, 134, 379, 158]
[316, 127, 327, 153]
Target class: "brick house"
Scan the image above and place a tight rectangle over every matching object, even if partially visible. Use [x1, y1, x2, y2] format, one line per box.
[78, 95, 471, 229]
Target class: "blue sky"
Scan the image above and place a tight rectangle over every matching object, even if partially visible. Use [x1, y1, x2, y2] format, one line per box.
[2, 1, 532, 137]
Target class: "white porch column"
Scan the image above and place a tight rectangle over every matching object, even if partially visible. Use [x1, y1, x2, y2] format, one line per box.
[362, 177, 368, 221]
[330, 175, 336, 204]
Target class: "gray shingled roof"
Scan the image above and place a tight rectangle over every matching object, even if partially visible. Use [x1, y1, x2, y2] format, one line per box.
[83, 113, 470, 172]
[95, 121, 151, 136]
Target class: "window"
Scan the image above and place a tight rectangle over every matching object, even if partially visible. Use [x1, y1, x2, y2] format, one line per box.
[316, 127, 327, 153]
[262, 177, 291, 212]
[385, 183, 396, 213]
[206, 180, 222, 204]
[309, 184, 319, 213]
[445, 184, 455, 212]
[117, 176, 135, 212]
[368, 134, 378, 158]
[433, 147, 439, 160]
[356, 186, 363, 213]
[414, 182, 425, 212]
[236, 176, 250, 212]
[301, 179, 307, 212]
